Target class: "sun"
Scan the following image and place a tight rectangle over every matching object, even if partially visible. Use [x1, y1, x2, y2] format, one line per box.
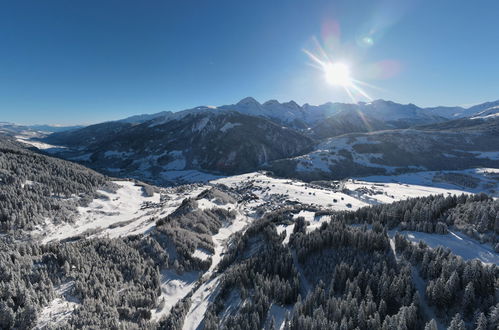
[324, 62, 352, 87]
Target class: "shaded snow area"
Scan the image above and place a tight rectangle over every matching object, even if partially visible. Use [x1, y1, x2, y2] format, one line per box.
[264, 304, 292, 330]
[150, 270, 199, 322]
[16, 136, 67, 153]
[294, 136, 399, 174]
[158, 170, 224, 185]
[35, 181, 205, 243]
[36, 282, 79, 329]
[220, 122, 241, 132]
[389, 230, 499, 265]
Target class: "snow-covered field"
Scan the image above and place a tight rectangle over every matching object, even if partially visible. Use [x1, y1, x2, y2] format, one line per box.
[35, 181, 205, 243]
[16, 135, 67, 153]
[356, 168, 499, 196]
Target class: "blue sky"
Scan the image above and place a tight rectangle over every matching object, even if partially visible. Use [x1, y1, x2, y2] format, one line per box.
[1, 0, 498, 125]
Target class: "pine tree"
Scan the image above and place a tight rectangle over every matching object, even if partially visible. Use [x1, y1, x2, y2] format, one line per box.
[424, 319, 437, 330]
[448, 313, 465, 330]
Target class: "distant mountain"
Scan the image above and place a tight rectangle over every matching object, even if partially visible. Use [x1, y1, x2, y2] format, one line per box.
[425, 100, 499, 118]
[0, 122, 82, 137]
[113, 97, 449, 130]
[45, 111, 313, 183]
[117, 110, 173, 124]
[268, 117, 499, 181]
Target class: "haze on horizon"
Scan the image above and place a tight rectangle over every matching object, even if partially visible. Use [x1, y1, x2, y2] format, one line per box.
[1, 0, 498, 125]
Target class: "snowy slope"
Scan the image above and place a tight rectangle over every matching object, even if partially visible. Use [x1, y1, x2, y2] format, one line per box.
[33, 181, 205, 243]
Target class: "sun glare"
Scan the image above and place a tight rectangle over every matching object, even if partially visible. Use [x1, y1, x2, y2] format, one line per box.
[324, 62, 352, 86]
[304, 47, 373, 102]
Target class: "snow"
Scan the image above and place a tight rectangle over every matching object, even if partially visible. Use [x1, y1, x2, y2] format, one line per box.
[214, 172, 366, 211]
[36, 281, 79, 329]
[193, 117, 210, 132]
[37, 181, 164, 243]
[192, 248, 212, 261]
[276, 224, 294, 245]
[388, 230, 499, 265]
[150, 270, 199, 322]
[344, 179, 469, 204]
[265, 304, 291, 330]
[220, 122, 241, 132]
[164, 158, 187, 170]
[159, 170, 224, 184]
[182, 211, 253, 330]
[15, 136, 67, 153]
[356, 168, 499, 197]
[472, 151, 499, 160]
[470, 105, 499, 119]
[294, 136, 399, 174]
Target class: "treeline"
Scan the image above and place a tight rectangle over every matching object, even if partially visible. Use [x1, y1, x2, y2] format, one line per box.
[0, 137, 115, 231]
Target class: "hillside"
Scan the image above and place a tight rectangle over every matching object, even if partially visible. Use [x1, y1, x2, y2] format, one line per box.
[269, 117, 499, 181]
[44, 111, 314, 183]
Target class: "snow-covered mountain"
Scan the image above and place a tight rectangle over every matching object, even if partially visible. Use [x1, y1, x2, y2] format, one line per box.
[106, 97, 499, 130]
[45, 111, 314, 184]
[0, 122, 82, 136]
[471, 105, 499, 120]
[37, 97, 499, 185]
[269, 116, 499, 181]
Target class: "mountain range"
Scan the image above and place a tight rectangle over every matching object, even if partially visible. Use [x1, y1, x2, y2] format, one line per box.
[36, 97, 499, 185]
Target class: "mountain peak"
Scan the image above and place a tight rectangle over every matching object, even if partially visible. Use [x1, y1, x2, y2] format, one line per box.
[237, 97, 260, 106]
[262, 99, 280, 106]
[282, 100, 300, 109]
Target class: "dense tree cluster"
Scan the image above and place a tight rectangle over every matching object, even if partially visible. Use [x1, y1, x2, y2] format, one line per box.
[0, 237, 160, 329]
[151, 198, 236, 271]
[0, 238, 53, 329]
[433, 172, 480, 189]
[286, 223, 422, 330]
[395, 234, 499, 328]
[324, 193, 498, 246]
[0, 137, 115, 231]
